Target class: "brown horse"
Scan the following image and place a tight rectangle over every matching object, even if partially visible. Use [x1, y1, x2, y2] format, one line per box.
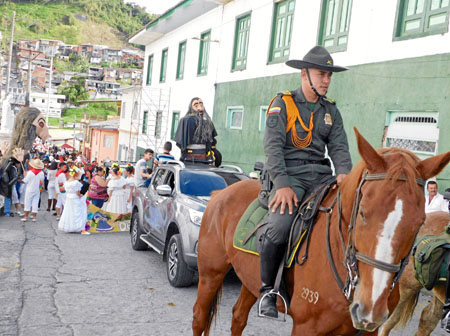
[379, 211, 450, 336]
[192, 129, 450, 336]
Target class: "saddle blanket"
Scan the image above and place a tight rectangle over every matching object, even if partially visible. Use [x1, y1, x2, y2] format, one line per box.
[233, 199, 307, 268]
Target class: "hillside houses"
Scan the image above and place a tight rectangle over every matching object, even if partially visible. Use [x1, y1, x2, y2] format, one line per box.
[4, 38, 144, 101]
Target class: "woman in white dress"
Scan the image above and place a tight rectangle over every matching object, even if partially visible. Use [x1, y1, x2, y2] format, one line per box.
[55, 162, 68, 220]
[46, 161, 57, 211]
[123, 165, 135, 213]
[58, 166, 89, 234]
[103, 164, 127, 215]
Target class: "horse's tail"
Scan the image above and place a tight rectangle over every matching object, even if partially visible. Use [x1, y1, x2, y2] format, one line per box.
[204, 284, 223, 336]
[397, 288, 420, 328]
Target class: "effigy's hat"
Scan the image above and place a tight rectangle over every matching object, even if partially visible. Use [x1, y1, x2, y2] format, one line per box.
[29, 158, 44, 170]
[286, 46, 348, 72]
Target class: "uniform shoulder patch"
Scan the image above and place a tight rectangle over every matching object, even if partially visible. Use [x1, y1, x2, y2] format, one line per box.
[268, 106, 282, 114]
[323, 96, 336, 105]
[267, 114, 279, 128]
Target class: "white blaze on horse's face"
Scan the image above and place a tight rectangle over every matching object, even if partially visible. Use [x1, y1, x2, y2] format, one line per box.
[351, 195, 407, 331]
[369, 198, 404, 318]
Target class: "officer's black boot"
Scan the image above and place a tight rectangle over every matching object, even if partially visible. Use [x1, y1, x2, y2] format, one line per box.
[259, 235, 284, 318]
[441, 260, 450, 333]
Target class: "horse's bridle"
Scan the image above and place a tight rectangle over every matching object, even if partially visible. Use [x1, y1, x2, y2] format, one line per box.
[323, 171, 425, 302]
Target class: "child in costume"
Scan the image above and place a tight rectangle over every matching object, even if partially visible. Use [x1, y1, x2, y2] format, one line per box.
[21, 159, 45, 222]
[103, 163, 127, 215]
[123, 165, 135, 212]
[46, 161, 58, 211]
[58, 166, 89, 235]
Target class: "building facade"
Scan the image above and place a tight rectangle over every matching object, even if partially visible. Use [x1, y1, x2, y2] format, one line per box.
[30, 91, 67, 118]
[131, 0, 450, 187]
[88, 119, 120, 163]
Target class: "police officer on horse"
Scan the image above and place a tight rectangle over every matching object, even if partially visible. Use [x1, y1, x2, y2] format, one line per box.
[259, 46, 353, 318]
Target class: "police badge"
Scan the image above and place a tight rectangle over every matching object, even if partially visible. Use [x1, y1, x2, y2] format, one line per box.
[324, 113, 333, 125]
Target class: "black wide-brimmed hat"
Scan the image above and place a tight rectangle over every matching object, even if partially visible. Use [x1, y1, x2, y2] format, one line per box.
[286, 46, 348, 72]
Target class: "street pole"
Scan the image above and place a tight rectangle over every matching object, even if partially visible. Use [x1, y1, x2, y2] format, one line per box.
[73, 114, 76, 150]
[5, 11, 15, 97]
[45, 53, 54, 124]
[27, 55, 32, 105]
[82, 113, 86, 157]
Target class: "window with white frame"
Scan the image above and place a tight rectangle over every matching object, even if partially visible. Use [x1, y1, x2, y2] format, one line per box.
[154, 111, 162, 138]
[383, 111, 439, 159]
[103, 134, 114, 148]
[121, 101, 126, 119]
[132, 101, 138, 120]
[226, 106, 244, 129]
[259, 106, 268, 132]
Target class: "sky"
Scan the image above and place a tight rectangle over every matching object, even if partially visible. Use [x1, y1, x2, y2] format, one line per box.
[126, 0, 181, 15]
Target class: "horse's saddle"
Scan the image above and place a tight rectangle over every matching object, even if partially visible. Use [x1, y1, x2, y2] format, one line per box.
[233, 176, 336, 267]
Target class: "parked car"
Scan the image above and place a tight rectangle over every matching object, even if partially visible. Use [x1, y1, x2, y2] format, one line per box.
[130, 161, 249, 287]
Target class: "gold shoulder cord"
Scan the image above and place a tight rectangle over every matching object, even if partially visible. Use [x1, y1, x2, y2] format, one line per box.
[282, 96, 313, 148]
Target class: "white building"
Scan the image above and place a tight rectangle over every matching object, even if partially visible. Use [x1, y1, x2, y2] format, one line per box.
[129, 0, 228, 157]
[129, 0, 450, 183]
[117, 86, 140, 162]
[116, 85, 175, 161]
[30, 91, 67, 118]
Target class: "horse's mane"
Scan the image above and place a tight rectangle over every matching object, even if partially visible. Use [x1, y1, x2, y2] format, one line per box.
[344, 147, 422, 200]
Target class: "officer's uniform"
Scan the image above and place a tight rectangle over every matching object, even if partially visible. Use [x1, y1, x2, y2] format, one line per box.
[258, 45, 352, 319]
[263, 87, 352, 244]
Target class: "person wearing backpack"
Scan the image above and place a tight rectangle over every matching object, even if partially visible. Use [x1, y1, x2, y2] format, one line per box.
[0, 156, 22, 217]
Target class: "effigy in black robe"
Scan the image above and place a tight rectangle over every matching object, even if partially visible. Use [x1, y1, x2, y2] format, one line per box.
[174, 115, 198, 152]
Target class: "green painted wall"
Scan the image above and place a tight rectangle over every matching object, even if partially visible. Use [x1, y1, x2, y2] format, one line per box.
[213, 53, 450, 190]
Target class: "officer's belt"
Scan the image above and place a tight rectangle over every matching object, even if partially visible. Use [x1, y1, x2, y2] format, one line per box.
[285, 158, 330, 167]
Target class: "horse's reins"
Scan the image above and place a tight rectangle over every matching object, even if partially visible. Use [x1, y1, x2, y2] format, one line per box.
[322, 171, 425, 302]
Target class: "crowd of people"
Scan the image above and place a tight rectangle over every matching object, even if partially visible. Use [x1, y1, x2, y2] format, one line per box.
[0, 141, 177, 235]
[0, 94, 220, 237]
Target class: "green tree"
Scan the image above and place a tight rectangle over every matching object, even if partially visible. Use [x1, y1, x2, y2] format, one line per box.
[57, 76, 89, 105]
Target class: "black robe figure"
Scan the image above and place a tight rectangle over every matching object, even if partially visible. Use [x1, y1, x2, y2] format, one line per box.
[174, 97, 219, 164]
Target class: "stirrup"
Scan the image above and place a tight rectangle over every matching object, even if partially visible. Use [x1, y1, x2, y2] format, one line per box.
[441, 311, 450, 333]
[257, 289, 288, 322]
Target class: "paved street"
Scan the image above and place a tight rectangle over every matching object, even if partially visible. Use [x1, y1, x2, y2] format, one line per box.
[0, 200, 447, 336]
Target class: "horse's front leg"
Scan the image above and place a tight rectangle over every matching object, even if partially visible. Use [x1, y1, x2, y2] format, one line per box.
[231, 284, 257, 336]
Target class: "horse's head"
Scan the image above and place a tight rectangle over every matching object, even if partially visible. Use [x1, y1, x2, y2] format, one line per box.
[347, 128, 450, 331]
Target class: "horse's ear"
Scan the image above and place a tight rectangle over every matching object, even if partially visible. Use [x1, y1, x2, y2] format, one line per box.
[354, 127, 385, 172]
[416, 151, 450, 180]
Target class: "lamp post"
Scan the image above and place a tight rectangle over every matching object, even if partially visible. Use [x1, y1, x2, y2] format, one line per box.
[45, 51, 54, 124]
[4, 11, 15, 99]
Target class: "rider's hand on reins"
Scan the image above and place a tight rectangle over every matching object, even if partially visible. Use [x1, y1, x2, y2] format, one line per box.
[269, 187, 299, 215]
[332, 174, 347, 190]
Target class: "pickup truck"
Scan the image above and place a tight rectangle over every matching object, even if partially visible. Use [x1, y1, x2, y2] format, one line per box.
[130, 161, 249, 287]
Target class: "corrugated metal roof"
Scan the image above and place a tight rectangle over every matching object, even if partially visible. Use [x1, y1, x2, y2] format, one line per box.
[129, 0, 221, 45]
[90, 119, 120, 129]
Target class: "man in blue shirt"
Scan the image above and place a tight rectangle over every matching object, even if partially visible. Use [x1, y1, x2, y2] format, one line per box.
[154, 142, 175, 166]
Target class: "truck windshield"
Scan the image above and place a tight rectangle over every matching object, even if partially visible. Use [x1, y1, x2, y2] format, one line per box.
[179, 171, 228, 196]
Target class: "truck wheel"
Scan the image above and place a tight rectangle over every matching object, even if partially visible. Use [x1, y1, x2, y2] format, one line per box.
[166, 234, 194, 287]
[131, 210, 147, 251]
